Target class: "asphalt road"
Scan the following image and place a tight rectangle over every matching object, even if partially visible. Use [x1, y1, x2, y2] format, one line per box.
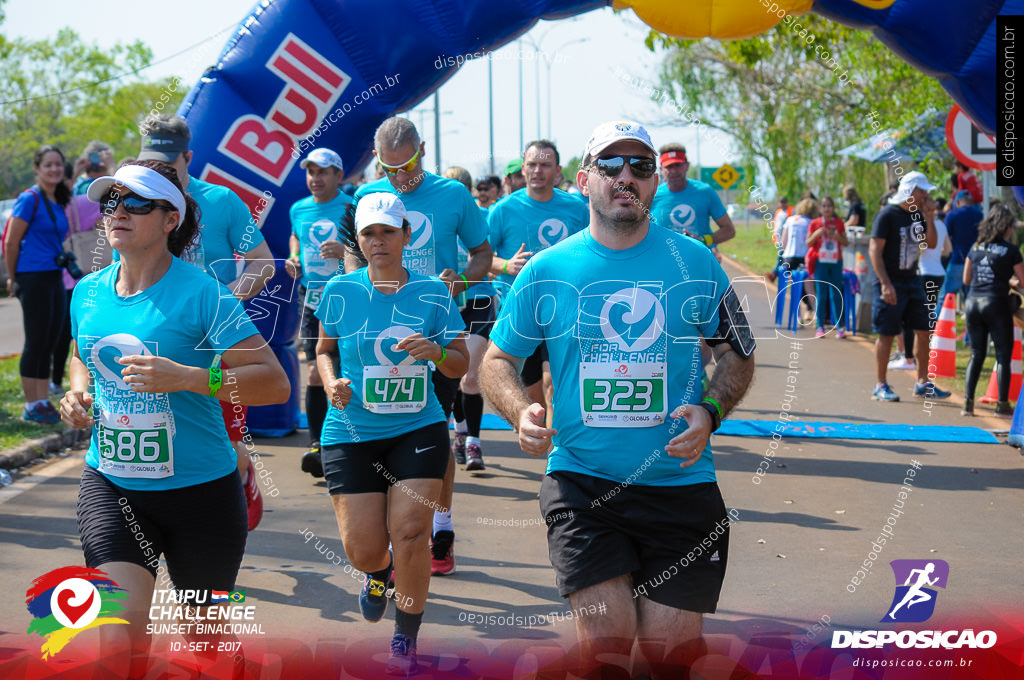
[0, 262, 1021, 678]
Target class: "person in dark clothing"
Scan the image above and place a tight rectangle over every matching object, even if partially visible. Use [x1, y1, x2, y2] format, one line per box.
[943, 190, 984, 301]
[962, 204, 1024, 417]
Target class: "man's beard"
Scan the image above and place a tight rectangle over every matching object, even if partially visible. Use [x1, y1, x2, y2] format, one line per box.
[591, 179, 650, 234]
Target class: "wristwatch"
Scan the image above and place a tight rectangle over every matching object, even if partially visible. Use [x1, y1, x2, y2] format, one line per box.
[698, 400, 722, 432]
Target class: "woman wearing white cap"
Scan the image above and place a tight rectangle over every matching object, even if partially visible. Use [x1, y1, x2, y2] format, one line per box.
[59, 160, 289, 673]
[316, 191, 468, 675]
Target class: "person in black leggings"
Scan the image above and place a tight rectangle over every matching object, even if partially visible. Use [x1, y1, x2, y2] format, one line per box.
[962, 204, 1024, 417]
[2, 145, 71, 424]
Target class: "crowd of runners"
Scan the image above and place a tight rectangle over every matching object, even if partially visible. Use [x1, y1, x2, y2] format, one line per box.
[6, 112, 758, 678]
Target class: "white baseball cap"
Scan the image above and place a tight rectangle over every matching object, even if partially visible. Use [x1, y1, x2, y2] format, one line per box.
[355, 192, 407, 233]
[890, 171, 936, 204]
[300, 148, 344, 172]
[583, 121, 656, 162]
[86, 164, 186, 227]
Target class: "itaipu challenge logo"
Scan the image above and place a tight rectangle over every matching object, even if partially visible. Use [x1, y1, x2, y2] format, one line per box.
[25, 567, 129, 659]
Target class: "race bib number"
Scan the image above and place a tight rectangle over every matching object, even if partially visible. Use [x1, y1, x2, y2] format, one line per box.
[304, 287, 324, 310]
[580, 362, 667, 428]
[363, 365, 428, 413]
[96, 410, 174, 479]
[819, 239, 840, 263]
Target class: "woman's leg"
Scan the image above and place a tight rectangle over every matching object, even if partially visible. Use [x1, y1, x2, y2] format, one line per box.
[387, 478, 443, 617]
[983, 298, 1015, 403]
[92, 561, 156, 678]
[331, 493, 390, 573]
[51, 287, 74, 387]
[963, 298, 990, 402]
[17, 272, 65, 402]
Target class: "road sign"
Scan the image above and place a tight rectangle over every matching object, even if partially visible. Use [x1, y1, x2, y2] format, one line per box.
[945, 105, 996, 171]
[700, 164, 745, 190]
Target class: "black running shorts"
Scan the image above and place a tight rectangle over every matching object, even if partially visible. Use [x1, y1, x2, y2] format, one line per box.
[322, 421, 451, 495]
[461, 295, 496, 338]
[520, 341, 549, 387]
[539, 471, 731, 613]
[77, 465, 247, 593]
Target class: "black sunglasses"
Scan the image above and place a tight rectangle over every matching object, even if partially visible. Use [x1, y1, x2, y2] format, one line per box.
[101, 191, 174, 216]
[588, 155, 656, 180]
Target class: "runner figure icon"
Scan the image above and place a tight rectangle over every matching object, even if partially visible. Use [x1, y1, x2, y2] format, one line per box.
[882, 559, 949, 623]
[888, 563, 938, 619]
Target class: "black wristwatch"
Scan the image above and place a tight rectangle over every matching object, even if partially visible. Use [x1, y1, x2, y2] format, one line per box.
[698, 400, 722, 432]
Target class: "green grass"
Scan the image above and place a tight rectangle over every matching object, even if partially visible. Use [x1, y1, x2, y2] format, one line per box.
[0, 356, 64, 452]
[719, 218, 780, 277]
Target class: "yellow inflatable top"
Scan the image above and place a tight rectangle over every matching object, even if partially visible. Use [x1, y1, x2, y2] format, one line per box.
[615, 0, 815, 40]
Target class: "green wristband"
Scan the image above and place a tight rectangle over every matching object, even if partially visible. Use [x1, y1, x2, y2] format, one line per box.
[209, 353, 223, 398]
[436, 346, 447, 365]
[459, 273, 469, 292]
[703, 396, 723, 418]
[502, 260, 509, 274]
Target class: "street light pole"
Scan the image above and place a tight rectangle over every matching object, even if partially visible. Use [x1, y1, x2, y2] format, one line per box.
[433, 91, 441, 174]
[488, 56, 495, 174]
[518, 39, 524, 156]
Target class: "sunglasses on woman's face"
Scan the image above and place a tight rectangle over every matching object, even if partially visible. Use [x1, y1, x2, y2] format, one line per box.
[101, 191, 173, 215]
[588, 155, 657, 180]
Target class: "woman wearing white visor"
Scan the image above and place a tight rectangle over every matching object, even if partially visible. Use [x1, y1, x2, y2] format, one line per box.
[59, 161, 289, 674]
[316, 192, 468, 674]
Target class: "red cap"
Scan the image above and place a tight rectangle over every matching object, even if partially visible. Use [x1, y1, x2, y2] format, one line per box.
[660, 151, 687, 166]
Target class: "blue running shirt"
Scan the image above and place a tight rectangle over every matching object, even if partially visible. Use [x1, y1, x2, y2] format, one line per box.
[290, 190, 355, 303]
[649, 180, 726, 241]
[71, 258, 260, 490]
[490, 225, 731, 486]
[316, 269, 466, 444]
[488, 189, 589, 290]
[182, 176, 265, 285]
[355, 174, 494, 298]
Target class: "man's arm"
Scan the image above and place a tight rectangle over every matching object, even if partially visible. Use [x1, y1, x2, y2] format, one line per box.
[705, 343, 755, 418]
[711, 214, 735, 244]
[869, 237, 896, 305]
[231, 241, 276, 300]
[480, 343, 555, 456]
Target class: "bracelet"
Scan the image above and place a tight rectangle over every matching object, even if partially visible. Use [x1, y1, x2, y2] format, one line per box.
[459, 273, 469, 292]
[703, 396, 723, 418]
[208, 353, 223, 398]
[436, 346, 447, 365]
[703, 234, 713, 247]
[502, 260, 509, 274]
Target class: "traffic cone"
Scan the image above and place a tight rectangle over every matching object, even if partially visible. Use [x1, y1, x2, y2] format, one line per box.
[927, 293, 957, 379]
[979, 326, 1023, 404]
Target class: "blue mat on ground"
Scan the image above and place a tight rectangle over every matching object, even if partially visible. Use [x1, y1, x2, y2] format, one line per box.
[717, 420, 998, 443]
[298, 412, 515, 430]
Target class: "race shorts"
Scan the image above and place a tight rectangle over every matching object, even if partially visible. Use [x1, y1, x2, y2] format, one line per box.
[872, 278, 931, 336]
[539, 471, 730, 613]
[77, 465, 247, 600]
[521, 342, 549, 387]
[322, 421, 451, 495]
[462, 295, 496, 339]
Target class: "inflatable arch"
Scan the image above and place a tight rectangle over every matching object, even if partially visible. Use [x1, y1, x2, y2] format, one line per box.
[180, 0, 1015, 433]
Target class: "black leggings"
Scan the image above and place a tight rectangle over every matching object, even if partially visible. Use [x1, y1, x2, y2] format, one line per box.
[964, 296, 1015, 402]
[52, 287, 73, 385]
[15, 270, 66, 380]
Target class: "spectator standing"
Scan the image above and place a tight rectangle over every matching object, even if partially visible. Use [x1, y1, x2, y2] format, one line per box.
[953, 160, 983, 205]
[71, 141, 115, 196]
[962, 204, 1024, 417]
[806, 196, 849, 337]
[943, 190, 984, 302]
[843, 185, 867, 229]
[780, 198, 817, 322]
[3, 145, 72, 423]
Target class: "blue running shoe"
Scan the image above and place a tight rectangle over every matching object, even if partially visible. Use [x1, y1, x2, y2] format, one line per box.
[359, 555, 393, 622]
[23, 402, 59, 424]
[385, 634, 417, 676]
[872, 383, 900, 402]
[913, 381, 951, 400]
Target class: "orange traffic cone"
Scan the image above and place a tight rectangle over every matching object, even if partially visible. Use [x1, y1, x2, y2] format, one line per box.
[979, 326, 1023, 403]
[928, 293, 957, 379]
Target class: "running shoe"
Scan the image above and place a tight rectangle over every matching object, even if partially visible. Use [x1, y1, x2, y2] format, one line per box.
[995, 401, 1014, 418]
[451, 431, 467, 465]
[359, 556, 393, 622]
[913, 381, 951, 400]
[385, 634, 417, 676]
[837, 328, 847, 339]
[961, 399, 974, 416]
[887, 356, 916, 371]
[301, 442, 324, 478]
[430, 530, 455, 575]
[243, 465, 263, 531]
[815, 327, 826, 338]
[22, 402, 60, 425]
[465, 442, 485, 471]
[872, 383, 900, 402]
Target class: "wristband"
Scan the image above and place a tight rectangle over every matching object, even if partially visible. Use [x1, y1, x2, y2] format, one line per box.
[703, 234, 713, 247]
[703, 396, 723, 418]
[459, 273, 469, 292]
[502, 260, 509, 274]
[208, 353, 223, 398]
[699, 399, 722, 432]
[436, 346, 447, 365]
[290, 252, 299, 259]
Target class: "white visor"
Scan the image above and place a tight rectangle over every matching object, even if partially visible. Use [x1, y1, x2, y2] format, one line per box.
[87, 165, 187, 227]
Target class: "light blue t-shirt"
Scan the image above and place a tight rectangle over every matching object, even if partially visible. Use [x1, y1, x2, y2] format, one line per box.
[355, 173, 494, 299]
[184, 175, 265, 285]
[650, 180, 726, 242]
[71, 257, 260, 491]
[11, 188, 69, 272]
[490, 225, 732, 487]
[488, 189, 589, 290]
[316, 269, 466, 444]
[289, 190, 354, 299]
